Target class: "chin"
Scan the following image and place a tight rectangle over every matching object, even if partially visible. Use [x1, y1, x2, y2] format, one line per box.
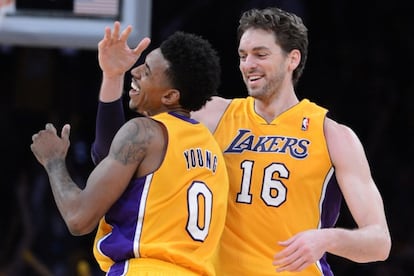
[247, 89, 257, 97]
[128, 101, 137, 111]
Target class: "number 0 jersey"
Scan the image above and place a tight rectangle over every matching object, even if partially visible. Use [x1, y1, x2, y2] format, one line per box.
[213, 97, 341, 276]
[93, 112, 229, 276]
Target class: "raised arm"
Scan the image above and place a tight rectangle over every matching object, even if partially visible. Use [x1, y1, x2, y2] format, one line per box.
[92, 21, 151, 164]
[98, 21, 151, 102]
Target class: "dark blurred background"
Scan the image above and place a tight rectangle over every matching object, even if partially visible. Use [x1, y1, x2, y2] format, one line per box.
[1, 0, 413, 275]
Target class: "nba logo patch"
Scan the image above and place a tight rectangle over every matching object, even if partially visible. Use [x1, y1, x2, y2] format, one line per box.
[301, 117, 310, 131]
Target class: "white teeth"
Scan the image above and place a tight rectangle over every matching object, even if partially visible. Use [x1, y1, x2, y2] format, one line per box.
[131, 81, 140, 92]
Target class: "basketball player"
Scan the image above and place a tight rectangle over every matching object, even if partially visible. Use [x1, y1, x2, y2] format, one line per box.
[30, 30, 229, 275]
[91, 7, 391, 276]
[192, 7, 391, 275]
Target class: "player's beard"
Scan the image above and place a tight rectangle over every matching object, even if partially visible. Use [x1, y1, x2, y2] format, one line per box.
[246, 71, 284, 101]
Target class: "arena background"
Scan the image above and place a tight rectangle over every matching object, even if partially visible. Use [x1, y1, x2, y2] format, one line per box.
[1, 0, 413, 275]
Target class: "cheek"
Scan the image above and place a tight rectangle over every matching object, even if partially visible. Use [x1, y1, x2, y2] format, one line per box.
[239, 62, 247, 75]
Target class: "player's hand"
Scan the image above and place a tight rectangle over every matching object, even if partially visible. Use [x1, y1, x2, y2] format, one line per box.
[273, 229, 327, 272]
[30, 123, 71, 169]
[98, 21, 151, 77]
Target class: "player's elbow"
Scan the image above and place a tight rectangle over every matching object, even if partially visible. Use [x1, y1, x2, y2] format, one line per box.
[360, 228, 392, 263]
[374, 224, 392, 261]
[376, 234, 392, 261]
[64, 213, 97, 236]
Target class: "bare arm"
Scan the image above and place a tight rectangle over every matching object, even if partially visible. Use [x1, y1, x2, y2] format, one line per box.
[92, 22, 151, 163]
[30, 119, 157, 236]
[97, 21, 151, 102]
[322, 118, 391, 261]
[273, 118, 391, 272]
[191, 96, 231, 133]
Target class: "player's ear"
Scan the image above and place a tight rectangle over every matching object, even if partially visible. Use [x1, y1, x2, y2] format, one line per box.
[288, 49, 301, 71]
[161, 89, 180, 106]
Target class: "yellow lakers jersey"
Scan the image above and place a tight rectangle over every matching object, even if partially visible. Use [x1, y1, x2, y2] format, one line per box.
[213, 97, 341, 276]
[93, 112, 229, 276]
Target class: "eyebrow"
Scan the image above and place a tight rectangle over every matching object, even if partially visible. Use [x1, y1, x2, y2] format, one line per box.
[238, 46, 270, 53]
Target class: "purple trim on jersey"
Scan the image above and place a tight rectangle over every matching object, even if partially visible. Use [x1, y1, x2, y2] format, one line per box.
[107, 261, 128, 276]
[98, 177, 147, 263]
[321, 175, 342, 228]
[91, 99, 126, 165]
[319, 174, 342, 275]
[168, 111, 199, 124]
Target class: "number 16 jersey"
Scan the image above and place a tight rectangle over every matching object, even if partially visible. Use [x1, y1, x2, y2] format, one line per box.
[213, 97, 341, 276]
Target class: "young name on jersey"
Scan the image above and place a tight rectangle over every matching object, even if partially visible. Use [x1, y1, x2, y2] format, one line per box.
[183, 148, 218, 174]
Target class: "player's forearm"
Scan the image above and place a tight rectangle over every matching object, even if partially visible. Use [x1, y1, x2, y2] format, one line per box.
[91, 72, 127, 165]
[91, 98, 125, 165]
[45, 158, 86, 235]
[325, 225, 391, 262]
[99, 72, 125, 102]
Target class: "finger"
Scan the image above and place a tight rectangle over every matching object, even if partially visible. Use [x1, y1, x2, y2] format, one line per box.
[112, 21, 121, 40]
[274, 243, 296, 260]
[99, 26, 112, 49]
[278, 240, 290, 246]
[30, 143, 39, 156]
[295, 260, 310, 272]
[274, 249, 302, 271]
[276, 257, 307, 272]
[119, 25, 132, 42]
[278, 234, 297, 246]
[273, 249, 298, 266]
[61, 124, 71, 141]
[132, 37, 151, 55]
[104, 26, 112, 40]
[45, 123, 57, 134]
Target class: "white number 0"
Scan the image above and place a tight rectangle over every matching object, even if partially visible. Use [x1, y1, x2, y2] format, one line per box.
[186, 181, 212, 241]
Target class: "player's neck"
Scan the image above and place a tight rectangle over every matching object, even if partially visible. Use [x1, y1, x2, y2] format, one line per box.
[170, 108, 191, 118]
[254, 91, 299, 123]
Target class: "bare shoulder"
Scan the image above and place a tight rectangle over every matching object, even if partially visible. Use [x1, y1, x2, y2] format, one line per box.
[324, 117, 366, 166]
[109, 117, 164, 165]
[209, 95, 232, 106]
[324, 117, 359, 142]
[191, 96, 232, 133]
